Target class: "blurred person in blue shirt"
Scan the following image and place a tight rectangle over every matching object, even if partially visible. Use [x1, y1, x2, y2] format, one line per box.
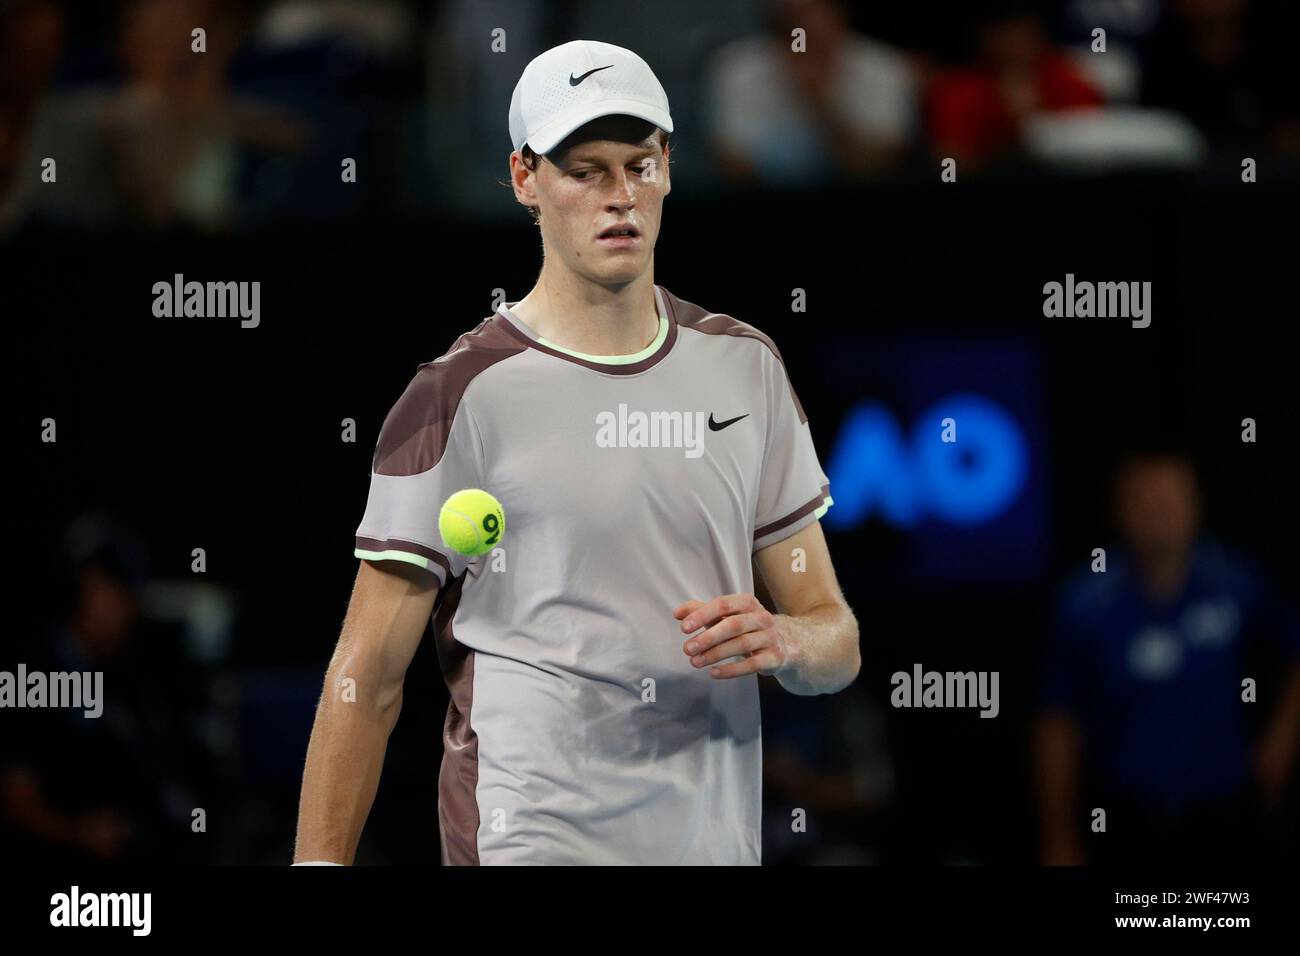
[1034, 449, 1300, 865]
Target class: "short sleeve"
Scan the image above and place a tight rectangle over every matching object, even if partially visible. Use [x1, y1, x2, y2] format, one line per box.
[752, 347, 831, 553]
[354, 365, 485, 587]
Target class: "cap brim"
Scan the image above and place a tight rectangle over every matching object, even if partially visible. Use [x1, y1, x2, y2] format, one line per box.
[526, 99, 674, 155]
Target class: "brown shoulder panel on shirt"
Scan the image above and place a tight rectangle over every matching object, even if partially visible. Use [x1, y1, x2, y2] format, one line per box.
[373, 317, 528, 476]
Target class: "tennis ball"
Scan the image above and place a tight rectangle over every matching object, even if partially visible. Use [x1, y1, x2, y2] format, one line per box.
[439, 489, 505, 557]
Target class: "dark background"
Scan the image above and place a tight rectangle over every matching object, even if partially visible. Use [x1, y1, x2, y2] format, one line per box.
[12, 178, 1298, 863]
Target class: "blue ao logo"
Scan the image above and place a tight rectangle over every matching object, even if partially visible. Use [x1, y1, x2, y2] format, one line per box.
[824, 393, 1028, 529]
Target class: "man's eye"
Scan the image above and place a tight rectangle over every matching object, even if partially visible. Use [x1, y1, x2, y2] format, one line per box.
[570, 169, 596, 180]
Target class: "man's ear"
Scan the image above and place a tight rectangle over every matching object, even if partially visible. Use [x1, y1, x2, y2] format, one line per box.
[661, 143, 672, 196]
[510, 150, 538, 209]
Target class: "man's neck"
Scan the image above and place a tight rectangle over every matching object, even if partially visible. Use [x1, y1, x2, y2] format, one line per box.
[1135, 549, 1193, 605]
[510, 266, 660, 357]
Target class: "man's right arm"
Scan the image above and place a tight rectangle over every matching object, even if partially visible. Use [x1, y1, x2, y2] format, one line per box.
[293, 559, 439, 864]
[1034, 711, 1085, 866]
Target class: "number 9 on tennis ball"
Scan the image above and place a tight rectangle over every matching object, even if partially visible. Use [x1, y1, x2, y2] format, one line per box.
[439, 489, 505, 557]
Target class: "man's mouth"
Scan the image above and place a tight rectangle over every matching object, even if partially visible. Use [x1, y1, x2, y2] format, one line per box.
[597, 225, 641, 241]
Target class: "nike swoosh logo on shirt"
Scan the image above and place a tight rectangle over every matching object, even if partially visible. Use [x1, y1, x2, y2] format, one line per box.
[569, 65, 614, 86]
[708, 413, 749, 431]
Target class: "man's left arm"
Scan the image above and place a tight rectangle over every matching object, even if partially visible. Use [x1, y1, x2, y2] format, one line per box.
[1256, 662, 1300, 806]
[673, 520, 860, 695]
[1247, 569, 1300, 806]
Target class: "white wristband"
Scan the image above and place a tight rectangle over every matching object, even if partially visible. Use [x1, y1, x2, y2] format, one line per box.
[292, 861, 344, 866]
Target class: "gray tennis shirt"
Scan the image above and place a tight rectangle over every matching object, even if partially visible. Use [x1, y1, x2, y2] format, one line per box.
[354, 284, 832, 864]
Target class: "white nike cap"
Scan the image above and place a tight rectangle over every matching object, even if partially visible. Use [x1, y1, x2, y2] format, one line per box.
[508, 40, 673, 155]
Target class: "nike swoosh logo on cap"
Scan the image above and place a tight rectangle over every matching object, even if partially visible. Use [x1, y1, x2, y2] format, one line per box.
[569, 64, 614, 86]
[708, 413, 749, 431]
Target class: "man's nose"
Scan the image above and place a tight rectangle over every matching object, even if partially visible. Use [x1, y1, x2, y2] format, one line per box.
[606, 170, 636, 206]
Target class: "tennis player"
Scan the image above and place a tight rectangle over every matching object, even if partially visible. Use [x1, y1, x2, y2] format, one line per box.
[294, 40, 860, 865]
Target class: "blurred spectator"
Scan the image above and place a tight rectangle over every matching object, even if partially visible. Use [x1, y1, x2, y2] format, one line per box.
[1050, 0, 1164, 105]
[231, 0, 415, 223]
[1139, 0, 1300, 154]
[1051, 0, 1160, 103]
[5, 0, 308, 232]
[1033, 451, 1300, 866]
[416, 0, 548, 215]
[1, 515, 201, 864]
[103, 0, 297, 228]
[925, 4, 1103, 169]
[0, 0, 65, 229]
[1054, 0, 1163, 49]
[704, 0, 917, 185]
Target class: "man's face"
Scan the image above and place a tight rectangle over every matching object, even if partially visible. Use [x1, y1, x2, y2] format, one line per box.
[512, 120, 670, 288]
[1115, 459, 1201, 561]
[75, 566, 139, 660]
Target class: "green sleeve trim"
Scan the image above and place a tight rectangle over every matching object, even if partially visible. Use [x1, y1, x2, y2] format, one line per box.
[813, 495, 834, 520]
[355, 548, 434, 571]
